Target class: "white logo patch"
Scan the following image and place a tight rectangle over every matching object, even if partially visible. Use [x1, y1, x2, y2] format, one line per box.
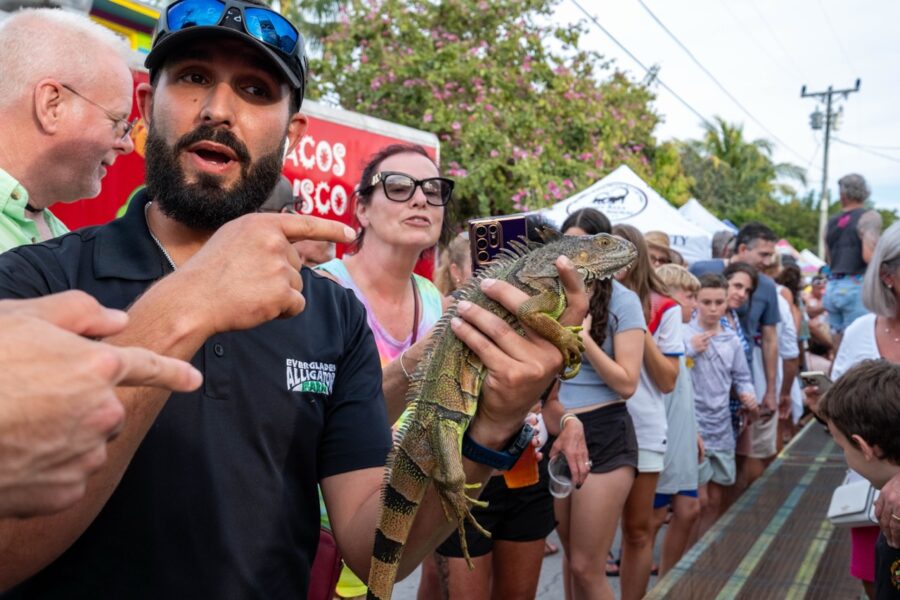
[285, 358, 336, 394]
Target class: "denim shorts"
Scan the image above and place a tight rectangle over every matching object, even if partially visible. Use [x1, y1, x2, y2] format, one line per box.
[824, 276, 868, 333]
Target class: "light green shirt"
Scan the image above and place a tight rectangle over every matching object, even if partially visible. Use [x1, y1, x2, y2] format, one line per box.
[0, 167, 69, 253]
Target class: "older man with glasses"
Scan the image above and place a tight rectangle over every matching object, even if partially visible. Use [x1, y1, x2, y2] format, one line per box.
[0, 9, 135, 252]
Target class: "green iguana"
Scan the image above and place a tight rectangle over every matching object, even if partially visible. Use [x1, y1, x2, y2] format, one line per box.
[366, 231, 637, 600]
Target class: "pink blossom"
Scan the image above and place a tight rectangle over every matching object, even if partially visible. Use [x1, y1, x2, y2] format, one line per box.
[360, 53, 369, 64]
[451, 121, 461, 131]
[484, 104, 494, 112]
[490, 150, 499, 158]
[423, 113, 433, 123]
[370, 79, 381, 90]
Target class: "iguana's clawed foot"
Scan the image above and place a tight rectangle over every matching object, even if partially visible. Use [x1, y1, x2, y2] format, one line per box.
[437, 485, 491, 569]
[556, 325, 585, 380]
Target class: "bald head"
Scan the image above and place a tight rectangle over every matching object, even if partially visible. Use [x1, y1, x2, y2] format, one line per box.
[0, 9, 136, 209]
[0, 9, 132, 110]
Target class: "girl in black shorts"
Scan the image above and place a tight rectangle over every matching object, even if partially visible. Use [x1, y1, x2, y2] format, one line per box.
[548, 208, 646, 600]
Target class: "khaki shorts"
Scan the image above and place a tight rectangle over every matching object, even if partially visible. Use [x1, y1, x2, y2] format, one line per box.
[699, 449, 736, 486]
[736, 413, 778, 459]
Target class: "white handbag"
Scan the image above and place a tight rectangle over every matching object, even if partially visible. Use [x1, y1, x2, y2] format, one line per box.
[827, 471, 880, 527]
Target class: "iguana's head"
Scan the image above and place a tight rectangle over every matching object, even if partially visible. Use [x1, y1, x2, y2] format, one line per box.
[519, 233, 637, 285]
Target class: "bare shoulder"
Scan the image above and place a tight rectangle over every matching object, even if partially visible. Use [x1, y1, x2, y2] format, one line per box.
[858, 209, 883, 233]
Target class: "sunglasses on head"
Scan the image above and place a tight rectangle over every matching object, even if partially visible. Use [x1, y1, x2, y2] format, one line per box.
[164, 0, 300, 55]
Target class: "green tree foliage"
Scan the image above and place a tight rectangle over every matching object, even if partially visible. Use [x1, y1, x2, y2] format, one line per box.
[679, 116, 827, 249]
[679, 117, 806, 215]
[310, 0, 691, 219]
[283, 0, 341, 51]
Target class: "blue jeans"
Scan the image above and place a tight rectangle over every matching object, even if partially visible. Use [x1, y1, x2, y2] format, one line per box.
[824, 276, 868, 333]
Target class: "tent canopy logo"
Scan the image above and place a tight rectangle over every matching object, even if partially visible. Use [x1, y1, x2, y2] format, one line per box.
[568, 182, 648, 220]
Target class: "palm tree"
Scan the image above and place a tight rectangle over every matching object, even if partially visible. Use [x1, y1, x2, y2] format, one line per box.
[680, 116, 805, 215]
[279, 0, 342, 52]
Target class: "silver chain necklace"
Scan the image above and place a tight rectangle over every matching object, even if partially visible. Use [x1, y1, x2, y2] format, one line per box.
[144, 202, 177, 271]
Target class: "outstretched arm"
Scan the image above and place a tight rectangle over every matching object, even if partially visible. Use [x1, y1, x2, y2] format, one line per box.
[0, 213, 354, 589]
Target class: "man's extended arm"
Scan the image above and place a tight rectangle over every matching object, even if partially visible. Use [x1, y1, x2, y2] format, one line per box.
[0, 214, 354, 589]
[0, 292, 201, 519]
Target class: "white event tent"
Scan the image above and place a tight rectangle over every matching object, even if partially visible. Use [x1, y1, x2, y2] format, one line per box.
[678, 198, 737, 234]
[541, 165, 712, 263]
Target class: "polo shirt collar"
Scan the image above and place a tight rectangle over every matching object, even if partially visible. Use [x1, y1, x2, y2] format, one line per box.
[94, 188, 171, 281]
[0, 166, 31, 219]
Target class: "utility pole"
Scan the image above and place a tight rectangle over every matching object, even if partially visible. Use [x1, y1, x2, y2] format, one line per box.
[801, 79, 861, 259]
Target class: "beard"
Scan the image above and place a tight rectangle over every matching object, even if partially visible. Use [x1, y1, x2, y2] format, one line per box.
[144, 123, 285, 231]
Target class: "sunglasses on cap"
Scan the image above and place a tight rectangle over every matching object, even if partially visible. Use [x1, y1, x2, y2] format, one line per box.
[148, 0, 307, 98]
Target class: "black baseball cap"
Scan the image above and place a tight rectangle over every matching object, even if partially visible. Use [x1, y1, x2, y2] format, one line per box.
[145, 0, 308, 104]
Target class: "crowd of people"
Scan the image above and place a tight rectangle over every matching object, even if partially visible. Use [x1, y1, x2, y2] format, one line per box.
[0, 2, 899, 600]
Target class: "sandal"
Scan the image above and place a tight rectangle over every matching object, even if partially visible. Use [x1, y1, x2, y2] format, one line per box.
[544, 540, 559, 556]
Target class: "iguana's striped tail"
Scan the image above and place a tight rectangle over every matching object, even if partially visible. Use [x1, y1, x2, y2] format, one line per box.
[366, 444, 431, 600]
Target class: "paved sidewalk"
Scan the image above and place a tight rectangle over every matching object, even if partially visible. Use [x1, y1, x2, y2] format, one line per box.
[392, 528, 660, 599]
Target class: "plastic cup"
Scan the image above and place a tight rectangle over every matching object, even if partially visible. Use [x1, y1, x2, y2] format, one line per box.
[503, 447, 539, 489]
[548, 454, 573, 498]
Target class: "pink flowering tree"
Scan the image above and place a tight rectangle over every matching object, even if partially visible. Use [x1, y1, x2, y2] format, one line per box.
[310, 0, 690, 219]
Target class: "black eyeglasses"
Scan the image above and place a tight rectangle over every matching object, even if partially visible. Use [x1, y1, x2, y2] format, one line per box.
[61, 83, 136, 141]
[364, 171, 454, 206]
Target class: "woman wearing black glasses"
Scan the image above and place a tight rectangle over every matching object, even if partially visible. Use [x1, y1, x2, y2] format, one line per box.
[316, 143, 453, 599]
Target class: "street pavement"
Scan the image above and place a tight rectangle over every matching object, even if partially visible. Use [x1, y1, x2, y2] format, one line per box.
[392, 528, 662, 599]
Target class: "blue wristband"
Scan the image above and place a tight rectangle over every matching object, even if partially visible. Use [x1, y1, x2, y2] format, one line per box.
[461, 424, 534, 471]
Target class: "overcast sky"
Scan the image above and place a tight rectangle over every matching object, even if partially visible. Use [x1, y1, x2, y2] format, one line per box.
[552, 0, 900, 212]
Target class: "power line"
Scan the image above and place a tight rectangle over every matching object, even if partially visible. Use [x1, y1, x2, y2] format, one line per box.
[634, 0, 810, 165]
[748, 0, 807, 79]
[568, 0, 712, 129]
[831, 139, 900, 152]
[805, 139, 821, 174]
[816, 0, 857, 78]
[718, 1, 797, 82]
[833, 137, 900, 165]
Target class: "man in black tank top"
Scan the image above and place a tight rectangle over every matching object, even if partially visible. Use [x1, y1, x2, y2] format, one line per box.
[824, 173, 882, 341]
